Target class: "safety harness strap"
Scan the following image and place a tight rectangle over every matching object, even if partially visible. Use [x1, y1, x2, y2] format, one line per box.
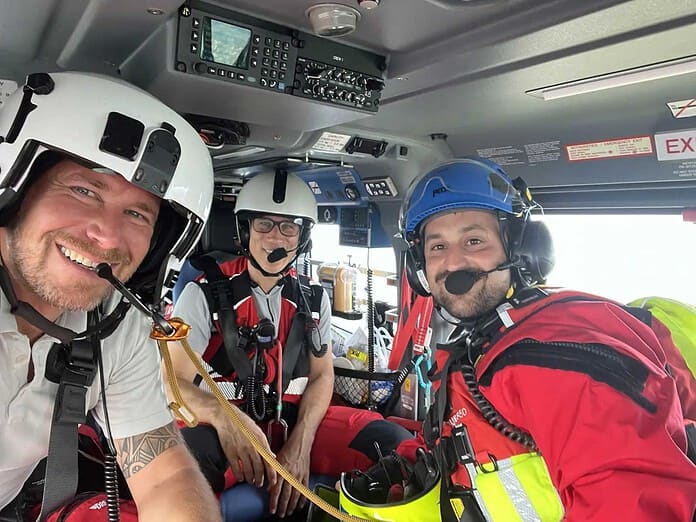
[38, 334, 99, 521]
[191, 255, 254, 382]
[193, 255, 323, 395]
[280, 274, 322, 394]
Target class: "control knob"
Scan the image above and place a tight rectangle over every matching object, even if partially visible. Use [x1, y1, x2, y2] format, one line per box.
[194, 62, 207, 73]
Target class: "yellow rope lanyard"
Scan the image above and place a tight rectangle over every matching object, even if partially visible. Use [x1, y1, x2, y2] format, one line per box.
[153, 317, 367, 522]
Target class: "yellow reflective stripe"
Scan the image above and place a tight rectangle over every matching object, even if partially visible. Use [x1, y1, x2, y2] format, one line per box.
[509, 454, 564, 522]
[474, 453, 564, 522]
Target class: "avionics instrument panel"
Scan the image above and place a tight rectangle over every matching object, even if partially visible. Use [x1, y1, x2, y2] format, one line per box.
[176, 2, 386, 113]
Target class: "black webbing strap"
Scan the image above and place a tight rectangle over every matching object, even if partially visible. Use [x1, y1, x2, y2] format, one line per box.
[38, 328, 99, 520]
[191, 255, 253, 381]
[0, 265, 75, 345]
[280, 275, 323, 393]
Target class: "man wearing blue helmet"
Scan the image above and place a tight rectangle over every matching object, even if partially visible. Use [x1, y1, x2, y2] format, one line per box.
[395, 157, 696, 521]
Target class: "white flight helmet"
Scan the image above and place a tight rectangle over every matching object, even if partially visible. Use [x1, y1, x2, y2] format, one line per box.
[0, 71, 213, 304]
[234, 170, 317, 275]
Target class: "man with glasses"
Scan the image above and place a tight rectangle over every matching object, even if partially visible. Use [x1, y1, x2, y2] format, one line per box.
[166, 171, 413, 520]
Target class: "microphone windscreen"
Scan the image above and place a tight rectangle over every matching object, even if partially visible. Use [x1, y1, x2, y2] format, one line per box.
[95, 262, 113, 280]
[444, 270, 481, 295]
[267, 248, 288, 263]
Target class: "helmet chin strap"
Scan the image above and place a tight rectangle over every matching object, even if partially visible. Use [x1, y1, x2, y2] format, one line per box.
[0, 262, 130, 343]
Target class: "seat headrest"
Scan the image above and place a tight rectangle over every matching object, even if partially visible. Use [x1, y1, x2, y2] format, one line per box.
[199, 199, 244, 255]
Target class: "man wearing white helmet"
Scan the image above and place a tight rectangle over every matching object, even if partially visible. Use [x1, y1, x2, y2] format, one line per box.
[168, 170, 413, 519]
[0, 72, 220, 520]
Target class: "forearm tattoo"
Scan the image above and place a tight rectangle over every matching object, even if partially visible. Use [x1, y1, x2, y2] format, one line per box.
[116, 422, 183, 478]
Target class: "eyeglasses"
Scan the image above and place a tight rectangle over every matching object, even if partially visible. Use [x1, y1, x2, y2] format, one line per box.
[251, 217, 302, 237]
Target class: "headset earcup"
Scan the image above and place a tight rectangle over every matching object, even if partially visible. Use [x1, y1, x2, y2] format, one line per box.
[236, 216, 250, 250]
[514, 220, 555, 285]
[404, 247, 431, 297]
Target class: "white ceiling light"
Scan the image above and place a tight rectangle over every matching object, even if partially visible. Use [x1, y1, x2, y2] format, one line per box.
[306, 3, 361, 37]
[526, 55, 696, 101]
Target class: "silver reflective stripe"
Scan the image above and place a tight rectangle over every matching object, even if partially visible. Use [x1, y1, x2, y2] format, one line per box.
[459, 462, 494, 522]
[495, 301, 515, 327]
[197, 362, 308, 398]
[498, 464, 542, 522]
[285, 376, 308, 395]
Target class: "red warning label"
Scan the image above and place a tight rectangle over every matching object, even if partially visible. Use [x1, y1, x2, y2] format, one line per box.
[565, 136, 654, 162]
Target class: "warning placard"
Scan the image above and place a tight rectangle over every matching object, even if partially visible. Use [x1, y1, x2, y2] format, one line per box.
[565, 136, 653, 162]
[312, 132, 352, 153]
[667, 99, 696, 119]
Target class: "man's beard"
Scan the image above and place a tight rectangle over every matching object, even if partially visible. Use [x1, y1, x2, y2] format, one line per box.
[431, 270, 509, 321]
[7, 227, 129, 312]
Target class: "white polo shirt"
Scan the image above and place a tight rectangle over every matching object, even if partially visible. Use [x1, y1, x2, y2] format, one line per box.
[0, 292, 173, 509]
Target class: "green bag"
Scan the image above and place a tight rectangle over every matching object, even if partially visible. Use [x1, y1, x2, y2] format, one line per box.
[628, 296, 696, 378]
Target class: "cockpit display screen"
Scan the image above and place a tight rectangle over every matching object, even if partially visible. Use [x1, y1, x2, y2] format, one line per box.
[200, 18, 251, 70]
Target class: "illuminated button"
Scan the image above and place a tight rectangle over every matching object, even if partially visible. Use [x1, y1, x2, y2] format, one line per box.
[253, 35, 261, 44]
[262, 57, 270, 66]
[192, 18, 200, 28]
[282, 41, 290, 50]
[191, 30, 199, 41]
[263, 48, 271, 56]
[271, 60, 279, 68]
[270, 70, 277, 79]
[269, 79, 278, 88]
[190, 43, 198, 53]
[251, 47, 259, 56]
[281, 51, 288, 60]
[265, 37, 272, 45]
[273, 39, 281, 48]
[260, 78, 268, 87]
[217, 69, 225, 77]
[272, 49, 280, 58]
[261, 68, 268, 76]
[279, 72, 286, 80]
[280, 62, 287, 71]
[207, 66, 216, 74]
[250, 58, 258, 67]
[237, 73, 246, 80]
[227, 71, 235, 79]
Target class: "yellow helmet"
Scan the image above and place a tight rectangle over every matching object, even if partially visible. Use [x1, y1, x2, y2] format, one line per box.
[338, 450, 441, 522]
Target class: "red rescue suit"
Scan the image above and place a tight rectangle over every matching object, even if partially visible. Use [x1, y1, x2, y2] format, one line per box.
[399, 289, 696, 521]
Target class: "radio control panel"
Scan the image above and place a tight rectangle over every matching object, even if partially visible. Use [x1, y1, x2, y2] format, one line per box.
[294, 58, 383, 112]
[177, 4, 298, 94]
[175, 2, 386, 112]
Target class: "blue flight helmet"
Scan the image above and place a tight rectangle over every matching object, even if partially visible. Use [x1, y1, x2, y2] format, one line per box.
[398, 157, 554, 296]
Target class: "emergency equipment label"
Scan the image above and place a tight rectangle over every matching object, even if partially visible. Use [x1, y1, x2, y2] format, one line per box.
[655, 129, 696, 161]
[565, 136, 654, 161]
[312, 131, 352, 152]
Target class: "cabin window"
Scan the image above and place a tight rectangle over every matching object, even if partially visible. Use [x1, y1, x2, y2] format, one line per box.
[542, 214, 694, 304]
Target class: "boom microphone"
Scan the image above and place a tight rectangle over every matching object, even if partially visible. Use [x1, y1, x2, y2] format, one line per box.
[267, 247, 289, 263]
[95, 262, 175, 336]
[266, 245, 301, 263]
[444, 261, 514, 295]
